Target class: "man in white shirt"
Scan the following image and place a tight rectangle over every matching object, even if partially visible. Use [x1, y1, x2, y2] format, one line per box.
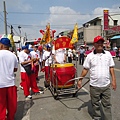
[54, 48, 66, 64]
[19, 45, 43, 100]
[77, 35, 117, 120]
[42, 44, 53, 87]
[38, 45, 44, 70]
[67, 49, 73, 63]
[0, 38, 18, 120]
[30, 45, 40, 81]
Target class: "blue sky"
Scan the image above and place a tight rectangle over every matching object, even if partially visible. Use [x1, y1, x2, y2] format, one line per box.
[0, 0, 120, 40]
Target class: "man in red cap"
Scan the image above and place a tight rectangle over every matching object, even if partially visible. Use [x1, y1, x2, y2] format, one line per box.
[0, 38, 18, 120]
[77, 35, 117, 120]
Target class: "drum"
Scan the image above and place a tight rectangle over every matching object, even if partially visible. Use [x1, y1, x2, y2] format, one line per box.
[50, 63, 76, 88]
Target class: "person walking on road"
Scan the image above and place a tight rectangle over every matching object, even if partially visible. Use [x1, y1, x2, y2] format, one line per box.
[79, 46, 85, 65]
[0, 38, 18, 120]
[67, 49, 73, 63]
[42, 44, 53, 87]
[30, 45, 40, 81]
[19, 45, 43, 100]
[77, 35, 117, 120]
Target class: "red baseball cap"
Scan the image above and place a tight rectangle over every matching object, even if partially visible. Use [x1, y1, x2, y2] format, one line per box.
[94, 36, 104, 43]
[38, 45, 43, 51]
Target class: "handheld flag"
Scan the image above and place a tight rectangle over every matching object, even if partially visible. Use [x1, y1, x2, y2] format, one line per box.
[70, 23, 78, 44]
[41, 23, 51, 44]
[8, 34, 15, 47]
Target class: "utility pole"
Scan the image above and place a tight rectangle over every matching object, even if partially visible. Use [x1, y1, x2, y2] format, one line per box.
[18, 25, 21, 48]
[10, 25, 13, 35]
[3, 1, 7, 35]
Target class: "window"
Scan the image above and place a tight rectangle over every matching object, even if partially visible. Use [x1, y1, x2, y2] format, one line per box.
[94, 22, 97, 26]
[114, 20, 118, 26]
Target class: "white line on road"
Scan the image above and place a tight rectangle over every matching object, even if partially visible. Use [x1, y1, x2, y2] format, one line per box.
[82, 87, 90, 94]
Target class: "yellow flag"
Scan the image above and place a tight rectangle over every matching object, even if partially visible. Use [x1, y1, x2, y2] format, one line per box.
[8, 34, 15, 47]
[70, 23, 78, 44]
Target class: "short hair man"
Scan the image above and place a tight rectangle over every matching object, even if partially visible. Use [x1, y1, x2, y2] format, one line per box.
[77, 35, 117, 120]
[0, 37, 18, 120]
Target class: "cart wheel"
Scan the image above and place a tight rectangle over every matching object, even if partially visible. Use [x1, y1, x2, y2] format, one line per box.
[72, 93, 78, 97]
[44, 81, 50, 88]
[54, 93, 59, 100]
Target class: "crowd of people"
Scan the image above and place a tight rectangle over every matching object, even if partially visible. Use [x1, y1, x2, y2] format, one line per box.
[0, 35, 117, 120]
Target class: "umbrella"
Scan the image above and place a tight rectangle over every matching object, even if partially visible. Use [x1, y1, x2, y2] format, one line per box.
[110, 35, 120, 40]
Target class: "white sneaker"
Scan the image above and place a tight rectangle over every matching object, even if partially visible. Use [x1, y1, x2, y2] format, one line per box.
[25, 95, 32, 100]
[19, 85, 23, 90]
[39, 91, 44, 94]
[36, 91, 44, 94]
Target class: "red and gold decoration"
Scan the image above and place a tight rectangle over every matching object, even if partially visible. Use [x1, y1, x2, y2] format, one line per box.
[103, 10, 109, 30]
[40, 23, 56, 44]
[54, 36, 73, 50]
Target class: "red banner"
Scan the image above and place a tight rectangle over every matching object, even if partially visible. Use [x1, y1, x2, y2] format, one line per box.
[54, 37, 73, 50]
[104, 10, 109, 30]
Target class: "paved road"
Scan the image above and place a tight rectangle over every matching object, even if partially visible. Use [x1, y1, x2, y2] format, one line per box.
[15, 58, 120, 120]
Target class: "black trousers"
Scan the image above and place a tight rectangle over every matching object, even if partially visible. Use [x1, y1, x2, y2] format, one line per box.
[79, 54, 84, 65]
[68, 57, 72, 63]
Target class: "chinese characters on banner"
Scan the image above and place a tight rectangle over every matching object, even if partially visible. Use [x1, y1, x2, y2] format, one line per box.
[104, 10, 109, 30]
[54, 37, 73, 50]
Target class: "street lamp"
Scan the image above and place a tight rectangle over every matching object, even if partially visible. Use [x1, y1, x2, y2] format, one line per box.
[18, 26, 21, 48]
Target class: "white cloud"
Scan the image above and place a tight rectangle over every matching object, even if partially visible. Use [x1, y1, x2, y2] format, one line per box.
[40, 6, 91, 36]
[92, 5, 120, 18]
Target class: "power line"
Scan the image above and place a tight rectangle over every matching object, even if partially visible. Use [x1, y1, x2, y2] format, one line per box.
[8, 11, 120, 15]
[7, 12, 103, 15]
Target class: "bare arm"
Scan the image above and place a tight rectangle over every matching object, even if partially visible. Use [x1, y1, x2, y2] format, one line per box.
[110, 67, 117, 90]
[21, 59, 32, 65]
[64, 54, 66, 63]
[77, 68, 89, 88]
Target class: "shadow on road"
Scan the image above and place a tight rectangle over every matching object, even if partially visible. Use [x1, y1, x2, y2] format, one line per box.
[15, 100, 34, 120]
[78, 99, 93, 118]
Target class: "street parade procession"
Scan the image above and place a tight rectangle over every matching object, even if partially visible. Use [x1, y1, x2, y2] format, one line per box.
[0, 1, 119, 120]
[0, 22, 117, 120]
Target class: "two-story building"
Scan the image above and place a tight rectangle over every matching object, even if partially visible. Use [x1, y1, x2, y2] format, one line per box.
[57, 13, 120, 48]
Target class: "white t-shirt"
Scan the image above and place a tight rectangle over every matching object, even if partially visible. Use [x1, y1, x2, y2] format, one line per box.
[43, 51, 52, 66]
[30, 50, 40, 65]
[83, 50, 115, 87]
[0, 50, 18, 88]
[68, 51, 73, 57]
[55, 49, 66, 63]
[30, 50, 40, 59]
[19, 50, 31, 72]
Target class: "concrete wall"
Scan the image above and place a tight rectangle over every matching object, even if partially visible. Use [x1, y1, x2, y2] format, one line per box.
[84, 26, 102, 43]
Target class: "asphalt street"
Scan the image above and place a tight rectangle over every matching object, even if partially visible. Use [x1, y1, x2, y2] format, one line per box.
[15, 58, 120, 120]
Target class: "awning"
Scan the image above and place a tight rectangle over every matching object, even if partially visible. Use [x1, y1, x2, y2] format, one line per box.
[110, 35, 120, 40]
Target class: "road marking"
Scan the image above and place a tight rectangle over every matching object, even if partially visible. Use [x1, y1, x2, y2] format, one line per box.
[82, 87, 89, 94]
[115, 68, 120, 72]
